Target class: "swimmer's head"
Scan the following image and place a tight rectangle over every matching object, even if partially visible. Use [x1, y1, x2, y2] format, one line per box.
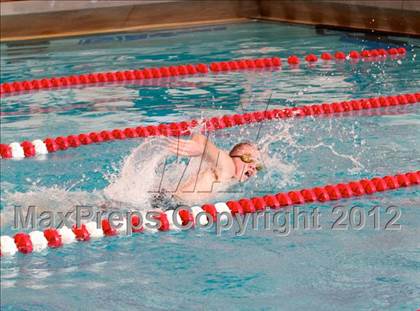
[229, 142, 262, 182]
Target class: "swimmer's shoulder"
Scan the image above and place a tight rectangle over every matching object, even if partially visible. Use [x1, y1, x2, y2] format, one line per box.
[212, 166, 235, 183]
[215, 150, 236, 177]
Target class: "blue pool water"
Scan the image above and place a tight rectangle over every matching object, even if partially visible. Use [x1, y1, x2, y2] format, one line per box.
[1, 21, 419, 310]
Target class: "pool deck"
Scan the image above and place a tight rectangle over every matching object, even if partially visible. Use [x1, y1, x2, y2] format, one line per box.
[1, 0, 419, 42]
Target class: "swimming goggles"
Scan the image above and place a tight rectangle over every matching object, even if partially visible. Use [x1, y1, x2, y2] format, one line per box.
[231, 153, 263, 171]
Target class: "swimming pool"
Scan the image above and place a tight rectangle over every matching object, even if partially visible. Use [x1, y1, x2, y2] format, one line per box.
[1, 21, 419, 310]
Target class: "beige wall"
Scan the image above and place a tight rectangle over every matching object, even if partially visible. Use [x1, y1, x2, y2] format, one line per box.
[1, 0, 419, 42]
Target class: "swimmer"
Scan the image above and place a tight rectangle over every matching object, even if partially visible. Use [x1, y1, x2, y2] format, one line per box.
[151, 133, 263, 209]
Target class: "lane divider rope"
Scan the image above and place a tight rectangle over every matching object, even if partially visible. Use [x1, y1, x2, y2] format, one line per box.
[1, 170, 418, 256]
[0, 47, 406, 97]
[1, 92, 418, 159]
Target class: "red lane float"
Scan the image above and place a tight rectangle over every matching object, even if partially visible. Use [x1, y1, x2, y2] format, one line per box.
[1, 171, 418, 256]
[0, 47, 407, 97]
[13, 233, 33, 254]
[287, 55, 300, 64]
[44, 228, 62, 248]
[72, 224, 90, 241]
[1, 92, 418, 159]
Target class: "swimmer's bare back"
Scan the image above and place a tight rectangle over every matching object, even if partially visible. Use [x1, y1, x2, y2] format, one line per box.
[174, 167, 235, 203]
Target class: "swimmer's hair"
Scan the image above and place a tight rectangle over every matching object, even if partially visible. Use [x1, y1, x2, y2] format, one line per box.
[229, 141, 256, 156]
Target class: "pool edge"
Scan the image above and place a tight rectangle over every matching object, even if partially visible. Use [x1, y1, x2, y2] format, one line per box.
[1, 0, 419, 43]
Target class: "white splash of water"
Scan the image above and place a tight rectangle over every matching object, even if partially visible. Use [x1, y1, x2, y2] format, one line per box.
[102, 139, 167, 207]
[102, 138, 204, 208]
[257, 120, 297, 188]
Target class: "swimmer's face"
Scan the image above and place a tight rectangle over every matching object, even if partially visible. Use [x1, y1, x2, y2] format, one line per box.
[231, 145, 262, 182]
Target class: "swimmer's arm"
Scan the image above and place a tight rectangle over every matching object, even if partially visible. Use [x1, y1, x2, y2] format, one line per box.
[191, 134, 231, 166]
[166, 134, 234, 171]
[191, 134, 236, 178]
